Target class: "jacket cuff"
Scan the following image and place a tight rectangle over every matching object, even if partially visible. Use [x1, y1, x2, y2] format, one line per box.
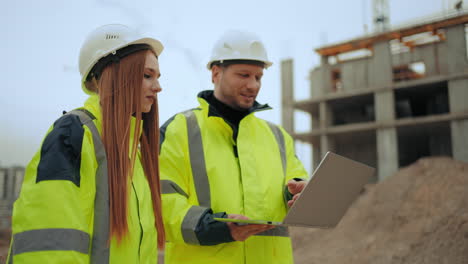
[195, 211, 234, 246]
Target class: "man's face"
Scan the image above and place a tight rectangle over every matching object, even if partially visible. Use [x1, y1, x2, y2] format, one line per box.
[212, 64, 264, 111]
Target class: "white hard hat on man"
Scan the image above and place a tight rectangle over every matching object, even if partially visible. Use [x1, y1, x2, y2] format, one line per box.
[78, 24, 164, 94]
[207, 30, 273, 70]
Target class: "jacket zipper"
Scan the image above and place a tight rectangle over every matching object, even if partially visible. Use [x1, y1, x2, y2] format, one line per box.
[132, 182, 143, 260]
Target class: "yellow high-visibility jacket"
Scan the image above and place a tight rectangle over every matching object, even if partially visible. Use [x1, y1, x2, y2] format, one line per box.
[160, 91, 308, 264]
[8, 95, 159, 264]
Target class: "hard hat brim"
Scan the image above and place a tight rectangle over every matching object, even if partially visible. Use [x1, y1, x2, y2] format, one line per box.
[207, 58, 273, 70]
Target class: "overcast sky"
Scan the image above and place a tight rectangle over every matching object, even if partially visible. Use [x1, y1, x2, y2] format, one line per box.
[0, 0, 457, 172]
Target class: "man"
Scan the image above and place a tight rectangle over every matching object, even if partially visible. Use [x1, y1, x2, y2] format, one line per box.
[159, 30, 308, 264]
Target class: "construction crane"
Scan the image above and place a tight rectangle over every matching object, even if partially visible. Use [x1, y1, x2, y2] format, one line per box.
[455, 0, 463, 11]
[373, 0, 390, 32]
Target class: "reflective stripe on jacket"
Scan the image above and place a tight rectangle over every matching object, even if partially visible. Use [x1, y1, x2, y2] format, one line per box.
[7, 95, 158, 264]
[160, 95, 308, 264]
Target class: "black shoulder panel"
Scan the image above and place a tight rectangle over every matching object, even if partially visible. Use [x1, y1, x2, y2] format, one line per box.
[37, 114, 85, 187]
[159, 108, 201, 154]
[159, 114, 177, 154]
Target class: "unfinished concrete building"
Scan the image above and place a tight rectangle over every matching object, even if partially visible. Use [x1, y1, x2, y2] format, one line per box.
[282, 12, 468, 181]
[0, 167, 24, 229]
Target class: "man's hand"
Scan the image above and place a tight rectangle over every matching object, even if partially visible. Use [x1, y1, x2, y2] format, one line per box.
[226, 214, 274, 241]
[287, 179, 307, 207]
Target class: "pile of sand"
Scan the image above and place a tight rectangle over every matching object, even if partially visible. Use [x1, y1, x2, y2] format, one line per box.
[291, 157, 468, 264]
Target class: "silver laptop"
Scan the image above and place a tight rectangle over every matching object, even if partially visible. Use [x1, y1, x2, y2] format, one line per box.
[214, 151, 375, 228]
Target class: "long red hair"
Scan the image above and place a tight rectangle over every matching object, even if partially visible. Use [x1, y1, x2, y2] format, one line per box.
[96, 48, 165, 248]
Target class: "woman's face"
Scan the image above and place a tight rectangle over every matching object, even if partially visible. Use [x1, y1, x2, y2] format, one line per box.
[141, 51, 161, 113]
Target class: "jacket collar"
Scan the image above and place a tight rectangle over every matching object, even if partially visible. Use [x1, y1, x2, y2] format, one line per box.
[84, 94, 103, 133]
[196, 90, 272, 119]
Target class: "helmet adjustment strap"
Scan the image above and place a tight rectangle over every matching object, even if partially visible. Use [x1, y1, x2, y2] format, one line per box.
[87, 44, 150, 81]
[211, 59, 265, 69]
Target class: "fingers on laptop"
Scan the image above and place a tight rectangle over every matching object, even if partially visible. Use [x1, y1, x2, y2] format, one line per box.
[287, 193, 301, 207]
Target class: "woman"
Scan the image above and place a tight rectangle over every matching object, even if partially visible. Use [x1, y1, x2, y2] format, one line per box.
[7, 24, 165, 263]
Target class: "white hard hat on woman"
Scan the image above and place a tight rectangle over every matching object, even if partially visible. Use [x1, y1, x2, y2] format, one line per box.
[79, 24, 164, 94]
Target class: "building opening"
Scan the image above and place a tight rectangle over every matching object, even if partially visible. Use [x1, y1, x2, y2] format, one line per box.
[393, 61, 426, 82]
[394, 82, 449, 118]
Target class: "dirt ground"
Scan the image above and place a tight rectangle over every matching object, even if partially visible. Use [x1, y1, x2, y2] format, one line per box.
[290, 157, 468, 264]
[0, 228, 9, 263]
[1, 157, 467, 263]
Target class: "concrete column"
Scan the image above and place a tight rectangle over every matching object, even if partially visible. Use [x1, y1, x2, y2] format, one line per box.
[372, 40, 399, 180]
[369, 41, 393, 88]
[449, 79, 468, 162]
[376, 128, 398, 179]
[281, 59, 294, 134]
[5, 168, 14, 200]
[312, 147, 321, 172]
[319, 101, 333, 129]
[319, 101, 335, 158]
[309, 64, 324, 169]
[320, 135, 328, 158]
[0, 169, 6, 199]
[310, 68, 322, 167]
[319, 55, 332, 95]
[375, 91, 398, 180]
[310, 67, 323, 98]
[446, 24, 468, 74]
[446, 24, 468, 162]
[13, 167, 24, 199]
[369, 42, 398, 181]
[309, 56, 332, 169]
[450, 121, 468, 162]
[375, 91, 395, 121]
[320, 134, 336, 158]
